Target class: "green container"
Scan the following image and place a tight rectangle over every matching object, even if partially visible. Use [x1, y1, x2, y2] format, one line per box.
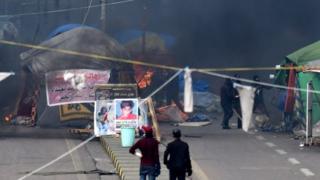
[121, 128, 135, 147]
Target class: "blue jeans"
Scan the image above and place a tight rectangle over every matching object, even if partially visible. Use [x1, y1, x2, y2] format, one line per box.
[140, 165, 156, 180]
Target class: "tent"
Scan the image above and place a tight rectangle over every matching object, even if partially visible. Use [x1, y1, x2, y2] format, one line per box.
[21, 27, 132, 76]
[0, 19, 21, 122]
[47, 24, 91, 39]
[275, 40, 320, 135]
[18, 27, 134, 127]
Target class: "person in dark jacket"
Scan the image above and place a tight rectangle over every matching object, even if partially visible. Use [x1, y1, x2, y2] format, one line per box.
[232, 74, 242, 129]
[252, 75, 270, 116]
[220, 78, 235, 129]
[130, 126, 160, 180]
[164, 129, 192, 180]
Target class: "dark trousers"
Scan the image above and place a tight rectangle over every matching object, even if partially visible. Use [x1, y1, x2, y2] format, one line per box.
[140, 165, 156, 180]
[169, 169, 186, 180]
[221, 104, 233, 128]
[233, 103, 242, 128]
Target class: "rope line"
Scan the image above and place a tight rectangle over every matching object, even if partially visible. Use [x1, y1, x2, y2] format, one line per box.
[196, 69, 320, 94]
[81, 0, 94, 25]
[0, 0, 135, 18]
[139, 69, 184, 105]
[0, 39, 182, 71]
[1, 40, 320, 94]
[196, 66, 307, 72]
[1, 39, 317, 72]
[18, 135, 96, 180]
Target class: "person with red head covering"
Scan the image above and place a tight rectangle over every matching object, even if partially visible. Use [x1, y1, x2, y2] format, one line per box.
[130, 126, 160, 180]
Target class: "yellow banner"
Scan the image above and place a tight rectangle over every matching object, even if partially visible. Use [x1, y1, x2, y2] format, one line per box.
[59, 104, 93, 121]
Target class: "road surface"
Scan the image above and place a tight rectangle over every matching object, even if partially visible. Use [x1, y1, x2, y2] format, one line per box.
[161, 119, 320, 180]
[0, 126, 118, 180]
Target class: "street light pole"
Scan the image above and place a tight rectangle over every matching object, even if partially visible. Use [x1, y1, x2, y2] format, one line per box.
[100, 0, 107, 32]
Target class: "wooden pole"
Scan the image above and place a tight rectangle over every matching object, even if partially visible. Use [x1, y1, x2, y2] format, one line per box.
[147, 98, 161, 141]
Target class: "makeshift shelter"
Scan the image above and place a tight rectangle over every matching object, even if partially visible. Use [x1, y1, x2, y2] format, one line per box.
[0, 19, 21, 122]
[275, 40, 320, 136]
[18, 26, 134, 127]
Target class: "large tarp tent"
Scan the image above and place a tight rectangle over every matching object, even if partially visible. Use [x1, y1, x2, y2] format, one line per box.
[0, 19, 21, 122]
[19, 27, 134, 127]
[275, 41, 320, 135]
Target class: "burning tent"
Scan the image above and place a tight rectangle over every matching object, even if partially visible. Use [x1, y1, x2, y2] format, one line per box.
[275, 40, 320, 135]
[114, 29, 176, 98]
[17, 26, 134, 127]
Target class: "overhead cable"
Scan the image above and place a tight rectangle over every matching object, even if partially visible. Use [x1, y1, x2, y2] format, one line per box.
[0, 0, 135, 18]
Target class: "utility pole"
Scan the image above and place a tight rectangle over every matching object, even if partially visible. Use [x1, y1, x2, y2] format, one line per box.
[141, 0, 148, 56]
[100, 0, 107, 32]
[54, 0, 60, 9]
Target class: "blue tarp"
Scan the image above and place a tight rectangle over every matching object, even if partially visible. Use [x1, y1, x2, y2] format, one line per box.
[178, 73, 209, 92]
[47, 24, 93, 39]
[114, 29, 176, 48]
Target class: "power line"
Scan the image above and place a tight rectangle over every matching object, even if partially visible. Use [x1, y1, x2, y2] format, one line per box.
[1, 39, 320, 94]
[0, 0, 135, 18]
[82, 0, 94, 25]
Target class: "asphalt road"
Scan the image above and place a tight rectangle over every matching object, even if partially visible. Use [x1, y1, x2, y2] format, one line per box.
[160, 118, 320, 180]
[0, 126, 119, 180]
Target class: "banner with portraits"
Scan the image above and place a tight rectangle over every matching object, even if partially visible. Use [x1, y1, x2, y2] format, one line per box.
[93, 84, 139, 136]
[114, 98, 139, 130]
[94, 100, 116, 136]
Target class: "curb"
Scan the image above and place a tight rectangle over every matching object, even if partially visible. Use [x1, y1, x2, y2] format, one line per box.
[100, 137, 128, 180]
[100, 136, 169, 180]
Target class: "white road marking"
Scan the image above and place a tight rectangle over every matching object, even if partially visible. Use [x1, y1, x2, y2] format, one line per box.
[256, 135, 265, 140]
[265, 142, 276, 147]
[65, 139, 87, 180]
[300, 168, 315, 176]
[275, 149, 287, 155]
[288, 158, 300, 165]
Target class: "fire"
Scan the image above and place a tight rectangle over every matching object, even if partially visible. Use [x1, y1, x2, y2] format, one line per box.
[4, 113, 13, 122]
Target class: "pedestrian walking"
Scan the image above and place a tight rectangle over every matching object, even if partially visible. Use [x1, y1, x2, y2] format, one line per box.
[164, 129, 192, 180]
[220, 78, 235, 129]
[129, 126, 161, 180]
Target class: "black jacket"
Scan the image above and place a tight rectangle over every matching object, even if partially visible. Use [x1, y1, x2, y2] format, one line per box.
[220, 81, 235, 107]
[164, 139, 192, 172]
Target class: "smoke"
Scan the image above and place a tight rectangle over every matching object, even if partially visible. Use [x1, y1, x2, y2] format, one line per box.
[1, 1, 320, 87]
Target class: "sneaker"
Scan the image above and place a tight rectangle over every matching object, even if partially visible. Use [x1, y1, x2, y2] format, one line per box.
[222, 126, 231, 129]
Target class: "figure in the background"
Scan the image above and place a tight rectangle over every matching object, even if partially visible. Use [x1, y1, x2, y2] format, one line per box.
[220, 78, 235, 129]
[252, 75, 269, 117]
[232, 74, 242, 129]
[165, 70, 184, 113]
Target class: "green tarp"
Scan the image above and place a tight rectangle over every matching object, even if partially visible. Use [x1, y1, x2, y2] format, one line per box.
[275, 40, 320, 131]
[287, 41, 320, 65]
